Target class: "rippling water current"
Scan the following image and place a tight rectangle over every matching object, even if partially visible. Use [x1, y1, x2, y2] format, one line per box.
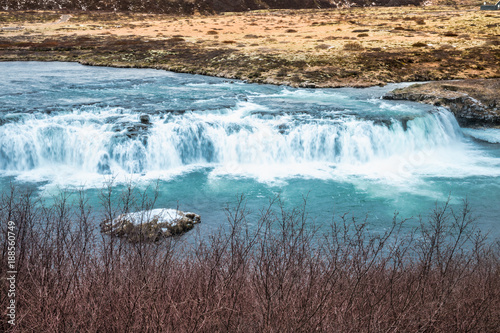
[1, 62, 499, 236]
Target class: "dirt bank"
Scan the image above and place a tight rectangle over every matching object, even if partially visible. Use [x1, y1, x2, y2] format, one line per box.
[0, 6, 499, 87]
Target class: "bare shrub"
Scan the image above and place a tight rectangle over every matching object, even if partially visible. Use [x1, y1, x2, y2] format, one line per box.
[315, 43, 330, 49]
[276, 67, 288, 77]
[1, 186, 499, 332]
[1, 0, 430, 13]
[167, 36, 185, 43]
[439, 44, 455, 50]
[484, 39, 500, 46]
[343, 41, 364, 51]
[412, 41, 427, 47]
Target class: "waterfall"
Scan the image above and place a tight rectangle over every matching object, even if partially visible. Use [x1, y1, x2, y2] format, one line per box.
[0, 105, 464, 177]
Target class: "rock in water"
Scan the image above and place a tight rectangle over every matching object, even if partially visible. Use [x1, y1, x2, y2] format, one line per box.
[100, 208, 201, 242]
[140, 114, 150, 124]
[383, 79, 500, 127]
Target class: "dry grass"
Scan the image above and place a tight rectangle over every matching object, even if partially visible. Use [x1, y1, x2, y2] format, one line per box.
[1, 185, 499, 332]
[1, 6, 499, 87]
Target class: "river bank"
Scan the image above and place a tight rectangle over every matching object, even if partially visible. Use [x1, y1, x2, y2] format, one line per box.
[1, 6, 499, 88]
[1, 7, 499, 126]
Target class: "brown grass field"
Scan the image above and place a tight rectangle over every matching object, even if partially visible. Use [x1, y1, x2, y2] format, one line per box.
[1, 5, 499, 87]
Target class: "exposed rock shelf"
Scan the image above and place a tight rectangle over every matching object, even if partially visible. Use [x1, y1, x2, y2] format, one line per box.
[384, 79, 500, 127]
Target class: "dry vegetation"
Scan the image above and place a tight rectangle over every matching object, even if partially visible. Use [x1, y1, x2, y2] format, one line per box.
[0, 5, 498, 87]
[1, 4, 499, 331]
[1, 0, 428, 14]
[1, 185, 500, 331]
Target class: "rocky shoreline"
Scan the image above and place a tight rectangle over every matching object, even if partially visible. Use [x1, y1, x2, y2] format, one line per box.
[384, 79, 500, 127]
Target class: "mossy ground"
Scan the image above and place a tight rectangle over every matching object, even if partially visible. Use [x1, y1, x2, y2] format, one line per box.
[0, 6, 499, 87]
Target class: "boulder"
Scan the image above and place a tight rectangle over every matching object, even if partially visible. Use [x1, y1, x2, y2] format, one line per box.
[140, 114, 151, 124]
[384, 79, 500, 127]
[100, 208, 201, 242]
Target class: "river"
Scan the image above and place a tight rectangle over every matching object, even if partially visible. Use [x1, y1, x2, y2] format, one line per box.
[1, 62, 499, 237]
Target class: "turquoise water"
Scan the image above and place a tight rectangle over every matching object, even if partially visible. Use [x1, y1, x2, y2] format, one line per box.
[1, 62, 499, 236]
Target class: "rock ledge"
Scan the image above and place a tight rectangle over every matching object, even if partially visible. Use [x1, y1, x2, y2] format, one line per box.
[384, 79, 500, 127]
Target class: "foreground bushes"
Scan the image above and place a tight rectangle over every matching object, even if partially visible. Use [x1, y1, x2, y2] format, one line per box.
[1, 185, 499, 332]
[2, 0, 426, 14]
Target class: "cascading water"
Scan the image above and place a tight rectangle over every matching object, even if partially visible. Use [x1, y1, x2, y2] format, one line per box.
[0, 102, 466, 176]
[1, 62, 500, 234]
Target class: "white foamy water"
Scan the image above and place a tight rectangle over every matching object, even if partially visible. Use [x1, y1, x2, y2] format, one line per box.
[1, 62, 500, 236]
[2, 100, 498, 187]
[462, 128, 500, 144]
[2, 86, 500, 190]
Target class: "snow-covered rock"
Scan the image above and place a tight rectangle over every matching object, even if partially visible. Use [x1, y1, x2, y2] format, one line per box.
[100, 208, 201, 242]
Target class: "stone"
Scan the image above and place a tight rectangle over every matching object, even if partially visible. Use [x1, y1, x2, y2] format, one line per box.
[100, 208, 201, 242]
[383, 79, 500, 127]
[140, 114, 150, 124]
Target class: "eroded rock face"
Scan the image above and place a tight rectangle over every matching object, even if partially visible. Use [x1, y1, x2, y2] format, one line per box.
[100, 209, 201, 242]
[384, 79, 500, 127]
